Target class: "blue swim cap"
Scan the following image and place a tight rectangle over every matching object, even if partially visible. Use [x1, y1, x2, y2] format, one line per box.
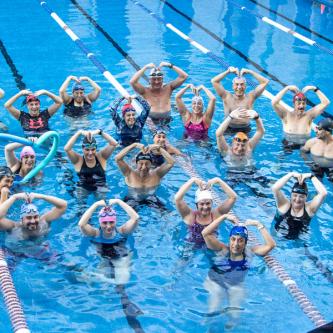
[229, 226, 248, 241]
[72, 83, 85, 91]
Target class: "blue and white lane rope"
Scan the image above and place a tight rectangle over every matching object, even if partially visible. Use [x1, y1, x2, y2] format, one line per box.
[38, 1, 143, 113]
[228, 0, 333, 57]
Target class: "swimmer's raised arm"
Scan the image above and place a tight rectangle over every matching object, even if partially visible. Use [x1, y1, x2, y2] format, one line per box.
[59, 75, 78, 104]
[64, 130, 85, 165]
[154, 146, 175, 178]
[271, 85, 298, 118]
[304, 87, 330, 119]
[4, 89, 31, 119]
[240, 68, 269, 98]
[115, 142, 144, 177]
[211, 67, 238, 99]
[79, 76, 102, 102]
[199, 85, 216, 127]
[34, 89, 62, 116]
[93, 129, 118, 161]
[0, 192, 27, 222]
[202, 214, 229, 251]
[248, 112, 265, 150]
[0, 88, 4, 99]
[78, 200, 106, 236]
[5, 142, 25, 170]
[130, 63, 155, 95]
[304, 174, 327, 216]
[159, 62, 188, 90]
[245, 219, 276, 256]
[175, 84, 193, 122]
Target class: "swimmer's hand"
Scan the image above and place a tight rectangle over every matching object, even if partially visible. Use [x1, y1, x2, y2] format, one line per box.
[12, 192, 30, 201]
[230, 107, 247, 119]
[228, 66, 239, 76]
[291, 172, 302, 184]
[244, 219, 261, 227]
[108, 198, 120, 206]
[145, 63, 156, 69]
[240, 68, 250, 76]
[20, 89, 33, 96]
[299, 173, 312, 184]
[159, 61, 171, 68]
[190, 177, 203, 187]
[302, 86, 316, 94]
[28, 137, 38, 143]
[1, 187, 11, 197]
[147, 144, 160, 153]
[34, 89, 47, 97]
[225, 213, 239, 225]
[287, 85, 299, 93]
[135, 143, 145, 150]
[69, 75, 79, 82]
[79, 76, 90, 82]
[95, 199, 107, 207]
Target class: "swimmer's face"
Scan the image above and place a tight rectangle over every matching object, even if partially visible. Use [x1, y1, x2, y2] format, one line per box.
[192, 99, 203, 114]
[83, 147, 97, 161]
[294, 98, 306, 114]
[22, 214, 40, 231]
[196, 199, 212, 216]
[0, 176, 14, 189]
[100, 220, 116, 235]
[229, 235, 246, 256]
[21, 154, 35, 169]
[232, 78, 246, 97]
[136, 160, 151, 176]
[124, 111, 136, 127]
[315, 126, 329, 140]
[231, 138, 248, 156]
[73, 89, 85, 103]
[27, 101, 40, 116]
[153, 133, 166, 147]
[150, 75, 163, 89]
[291, 192, 307, 209]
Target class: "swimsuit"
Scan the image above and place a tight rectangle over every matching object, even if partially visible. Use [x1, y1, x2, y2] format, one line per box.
[64, 98, 91, 117]
[311, 163, 333, 182]
[274, 206, 312, 239]
[188, 211, 214, 245]
[77, 157, 106, 191]
[184, 118, 209, 140]
[110, 96, 150, 146]
[19, 109, 50, 137]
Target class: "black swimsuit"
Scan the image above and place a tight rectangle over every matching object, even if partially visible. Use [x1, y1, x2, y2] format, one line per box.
[77, 157, 106, 191]
[64, 99, 92, 117]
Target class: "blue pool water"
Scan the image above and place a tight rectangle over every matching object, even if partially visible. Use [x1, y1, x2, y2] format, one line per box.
[0, 0, 332, 332]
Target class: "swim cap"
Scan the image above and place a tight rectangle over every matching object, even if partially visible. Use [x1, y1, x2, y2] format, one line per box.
[233, 132, 249, 142]
[293, 92, 306, 103]
[0, 166, 14, 179]
[20, 146, 36, 160]
[192, 96, 204, 104]
[317, 118, 333, 133]
[82, 135, 97, 146]
[229, 225, 248, 241]
[72, 83, 85, 91]
[20, 203, 39, 219]
[153, 128, 166, 137]
[232, 76, 247, 84]
[136, 152, 152, 164]
[195, 189, 213, 203]
[98, 206, 117, 223]
[291, 182, 308, 195]
[26, 94, 40, 104]
[149, 68, 164, 77]
[122, 104, 136, 117]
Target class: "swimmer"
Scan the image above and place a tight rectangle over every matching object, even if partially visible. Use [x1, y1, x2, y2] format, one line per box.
[110, 95, 150, 146]
[175, 84, 216, 140]
[59, 75, 101, 117]
[216, 108, 264, 169]
[4, 89, 62, 137]
[174, 177, 237, 246]
[5, 139, 39, 182]
[0, 166, 14, 204]
[150, 129, 182, 168]
[78, 198, 139, 285]
[272, 85, 330, 141]
[130, 62, 188, 121]
[115, 142, 175, 198]
[202, 214, 275, 327]
[301, 118, 333, 180]
[0, 192, 67, 239]
[211, 67, 269, 132]
[272, 172, 327, 239]
[64, 130, 117, 192]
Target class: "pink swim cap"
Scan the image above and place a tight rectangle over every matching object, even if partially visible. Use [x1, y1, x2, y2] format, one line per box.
[20, 146, 36, 160]
[98, 206, 117, 223]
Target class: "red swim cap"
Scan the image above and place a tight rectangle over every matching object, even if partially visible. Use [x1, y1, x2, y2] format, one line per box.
[293, 92, 306, 103]
[122, 104, 136, 117]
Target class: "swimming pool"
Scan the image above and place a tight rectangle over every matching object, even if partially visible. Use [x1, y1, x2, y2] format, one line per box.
[0, 0, 332, 332]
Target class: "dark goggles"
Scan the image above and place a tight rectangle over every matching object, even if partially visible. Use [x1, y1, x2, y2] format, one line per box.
[234, 137, 248, 143]
[150, 72, 163, 77]
[82, 143, 97, 149]
[294, 97, 306, 102]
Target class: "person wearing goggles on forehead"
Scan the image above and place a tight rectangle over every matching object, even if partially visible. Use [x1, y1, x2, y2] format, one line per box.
[0, 166, 14, 204]
[175, 177, 237, 246]
[4, 89, 62, 137]
[5, 139, 39, 183]
[64, 129, 117, 192]
[0, 192, 67, 240]
[115, 142, 175, 203]
[301, 118, 333, 181]
[272, 172, 327, 239]
[175, 84, 216, 140]
[150, 129, 182, 168]
[78, 198, 139, 284]
[59, 75, 101, 118]
[130, 62, 188, 122]
[211, 67, 269, 133]
[202, 214, 275, 328]
[0, 87, 8, 132]
[110, 95, 150, 147]
[272, 85, 330, 146]
[216, 108, 264, 169]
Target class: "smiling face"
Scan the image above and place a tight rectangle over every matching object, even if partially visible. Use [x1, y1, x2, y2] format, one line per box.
[27, 101, 41, 116]
[22, 214, 40, 231]
[153, 133, 166, 147]
[83, 146, 97, 162]
[100, 219, 116, 235]
[196, 199, 212, 217]
[149, 75, 163, 89]
[232, 77, 246, 97]
[0, 175, 14, 189]
[192, 98, 203, 114]
[136, 160, 152, 177]
[73, 89, 85, 103]
[291, 192, 307, 210]
[21, 154, 36, 171]
[315, 126, 330, 140]
[229, 235, 246, 256]
[294, 97, 306, 115]
[231, 137, 248, 156]
[124, 111, 136, 127]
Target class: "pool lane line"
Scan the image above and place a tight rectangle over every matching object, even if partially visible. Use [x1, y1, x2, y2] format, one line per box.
[0, 40, 26, 90]
[227, 0, 333, 57]
[161, 0, 333, 120]
[247, 0, 333, 45]
[0, 248, 31, 333]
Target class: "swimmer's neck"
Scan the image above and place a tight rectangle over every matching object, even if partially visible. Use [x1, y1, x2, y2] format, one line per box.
[102, 230, 116, 239]
[191, 113, 203, 122]
[229, 252, 245, 261]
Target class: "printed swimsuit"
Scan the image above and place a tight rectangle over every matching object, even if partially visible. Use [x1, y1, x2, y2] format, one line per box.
[188, 211, 214, 245]
[19, 109, 50, 137]
[64, 99, 91, 117]
[77, 157, 106, 191]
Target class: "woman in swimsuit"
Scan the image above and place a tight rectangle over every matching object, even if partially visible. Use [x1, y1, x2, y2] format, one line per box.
[64, 129, 117, 192]
[174, 177, 237, 246]
[272, 172, 327, 239]
[175, 84, 216, 140]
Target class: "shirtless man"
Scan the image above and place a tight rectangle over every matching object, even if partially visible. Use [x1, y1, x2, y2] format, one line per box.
[216, 108, 264, 169]
[301, 118, 333, 180]
[271, 85, 330, 143]
[115, 142, 175, 200]
[130, 62, 188, 121]
[211, 67, 269, 132]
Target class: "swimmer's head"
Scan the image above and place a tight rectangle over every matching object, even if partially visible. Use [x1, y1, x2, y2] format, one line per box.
[195, 189, 213, 204]
[229, 226, 248, 255]
[229, 225, 248, 241]
[72, 83, 85, 103]
[293, 92, 307, 114]
[20, 146, 36, 160]
[317, 118, 333, 134]
[20, 203, 40, 231]
[0, 166, 14, 188]
[122, 104, 136, 127]
[72, 83, 85, 92]
[195, 189, 213, 216]
[291, 182, 308, 208]
[82, 136, 97, 160]
[232, 76, 247, 97]
[291, 181, 308, 196]
[153, 129, 167, 146]
[26, 94, 40, 104]
[98, 206, 117, 234]
[192, 95, 204, 113]
[231, 132, 249, 156]
[26, 94, 40, 116]
[149, 68, 164, 89]
[135, 152, 152, 175]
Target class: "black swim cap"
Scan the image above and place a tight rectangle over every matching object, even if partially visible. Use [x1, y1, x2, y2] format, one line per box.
[317, 118, 333, 133]
[292, 182, 308, 195]
[82, 136, 97, 145]
[135, 152, 152, 164]
[0, 166, 14, 179]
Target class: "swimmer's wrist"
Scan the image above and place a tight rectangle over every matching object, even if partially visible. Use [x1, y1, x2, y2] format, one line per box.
[314, 87, 320, 92]
[99, 129, 103, 135]
[169, 63, 174, 69]
[228, 115, 234, 120]
[257, 224, 265, 230]
[253, 114, 260, 120]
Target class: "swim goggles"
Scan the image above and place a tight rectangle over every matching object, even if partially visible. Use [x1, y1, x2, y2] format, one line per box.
[150, 72, 163, 77]
[82, 143, 97, 149]
[0, 167, 14, 178]
[234, 137, 248, 143]
[20, 203, 39, 219]
[294, 96, 306, 102]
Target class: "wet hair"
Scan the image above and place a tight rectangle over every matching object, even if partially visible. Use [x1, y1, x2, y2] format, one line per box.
[291, 181, 308, 196]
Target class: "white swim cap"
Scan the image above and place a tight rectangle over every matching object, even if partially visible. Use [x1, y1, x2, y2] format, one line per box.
[195, 189, 213, 203]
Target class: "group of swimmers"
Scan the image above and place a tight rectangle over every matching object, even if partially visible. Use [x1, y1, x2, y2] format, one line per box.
[0, 62, 331, 326]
